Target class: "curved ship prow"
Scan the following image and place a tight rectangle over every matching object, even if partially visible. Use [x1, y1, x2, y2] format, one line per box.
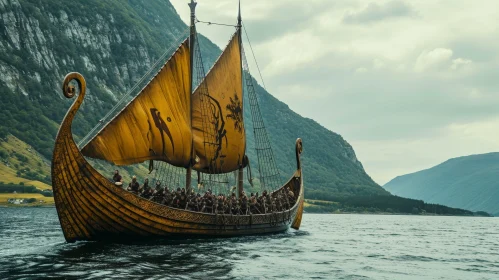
[52, 75, 303, 241]
[51, 1, 304, 242]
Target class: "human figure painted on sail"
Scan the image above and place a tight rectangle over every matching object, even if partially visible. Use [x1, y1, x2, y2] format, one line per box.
[150, 108, 175, 158]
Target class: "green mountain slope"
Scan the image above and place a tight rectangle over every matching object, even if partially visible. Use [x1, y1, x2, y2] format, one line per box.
[0, 0, 387, 198]
[384, 153, 499, 216]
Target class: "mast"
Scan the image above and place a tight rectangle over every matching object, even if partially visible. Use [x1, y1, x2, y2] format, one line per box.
[237, 0, 244, 198]
[186, 0, 197, 191]
[189, 0, 197, 83]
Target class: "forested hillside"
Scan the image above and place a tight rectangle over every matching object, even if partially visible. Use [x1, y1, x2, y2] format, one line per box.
[0, 0, 386, 199]
[384, 153, 499, 216]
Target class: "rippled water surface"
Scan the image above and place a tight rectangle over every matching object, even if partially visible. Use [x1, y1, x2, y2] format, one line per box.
[0, 208, 498, 279]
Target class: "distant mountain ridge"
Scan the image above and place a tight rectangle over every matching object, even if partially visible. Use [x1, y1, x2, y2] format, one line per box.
[0, 0, 386, 198]
[384, 153, 499, 216]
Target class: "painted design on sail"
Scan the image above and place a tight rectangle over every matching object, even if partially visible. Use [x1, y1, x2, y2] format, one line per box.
[226, 93, 243, 133]
[81, 40, 192, 168]
[205, 94, 228, 166]
[191, 31, 245, 173]
[150, 108, 175, 156]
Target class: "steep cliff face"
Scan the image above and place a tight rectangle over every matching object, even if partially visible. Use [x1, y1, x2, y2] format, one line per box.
[0, 0, 188, 137]
[0, 0, 386, 198]
[0, 0, 223, 158]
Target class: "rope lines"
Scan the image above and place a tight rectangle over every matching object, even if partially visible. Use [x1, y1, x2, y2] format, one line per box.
[241, 43, 281, 192]
[242, 23, 267, 90]
[193, 31, 230, 194]
[195, 17, 237, 28]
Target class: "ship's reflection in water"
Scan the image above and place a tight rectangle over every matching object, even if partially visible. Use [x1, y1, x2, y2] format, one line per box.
[1, 208, 498, 279]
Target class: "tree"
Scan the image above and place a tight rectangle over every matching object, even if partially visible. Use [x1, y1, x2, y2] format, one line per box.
[0, 127, 8, 139]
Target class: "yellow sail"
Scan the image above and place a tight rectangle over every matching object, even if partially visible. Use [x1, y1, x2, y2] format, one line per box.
[81, 40, 192, 167]
[191, 31, 245, 173]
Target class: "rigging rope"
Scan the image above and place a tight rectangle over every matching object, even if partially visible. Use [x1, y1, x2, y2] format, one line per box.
[195, 18, 237, 27]
[241, 43, 281, 192]
[151, 29, 234, 194]
[242, 23, 282, 191]
[192, 30, 231, 194]
[242, 23, 267, 91]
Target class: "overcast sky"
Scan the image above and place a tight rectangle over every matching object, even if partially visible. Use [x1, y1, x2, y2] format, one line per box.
[171, 0, 499, 185]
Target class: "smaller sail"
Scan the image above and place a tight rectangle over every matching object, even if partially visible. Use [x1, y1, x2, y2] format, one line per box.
[191, 31, 245, 173]
[81, 40, 192, 168]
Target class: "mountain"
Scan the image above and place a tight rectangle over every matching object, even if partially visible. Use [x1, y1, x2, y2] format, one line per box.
[0, 134, 51, 190]
[0, 0, 387, 198]
[384, 153, 499, 216]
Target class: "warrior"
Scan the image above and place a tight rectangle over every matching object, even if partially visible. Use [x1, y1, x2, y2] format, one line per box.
[112, 170, 123, 186]
[249, 193, 260, 214]
[179, 188, 188, 209]
[217, 195, 225, 214]
[240, 191, 248, 215]
[171, 188, 180, 208]
[140, 181, 154, 199]
[140, 178, 150, 194]
[126, 176, 140, 194]
[204, 191, 213, 213]
[162, 187, 173, 206]
[266, 191, 273, 213]
[151, 181, 165, 203]
[275, 192, 284, 211]
[186, 190, 197, 211]
[228, 193, 238, 215]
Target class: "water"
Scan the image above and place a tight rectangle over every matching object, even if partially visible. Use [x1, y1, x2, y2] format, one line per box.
[0, 208, 498, 279]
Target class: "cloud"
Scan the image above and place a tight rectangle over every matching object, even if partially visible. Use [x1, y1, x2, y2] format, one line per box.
[355, 117, 499, 184]
[343, 1, 417, 24]
[355, 67, 368, 73]
[414, 48, 453, 72]
[451, 58, 472, 70]
[413, 48, 473, 73]
[170, 0, 499, 185]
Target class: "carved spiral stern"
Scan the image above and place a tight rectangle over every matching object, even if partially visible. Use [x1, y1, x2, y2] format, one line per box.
[52, 72, 89, 242]
[291, 138, 304, 230]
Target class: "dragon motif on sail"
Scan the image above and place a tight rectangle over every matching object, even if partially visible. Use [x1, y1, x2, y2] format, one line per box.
[191, 31, 245, 173]
[226, 93, 243, 133]
[206, 94, 228, 165]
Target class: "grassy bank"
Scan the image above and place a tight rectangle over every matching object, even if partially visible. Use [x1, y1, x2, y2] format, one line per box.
[0, 193, 54, 207]
[0, 135, 52, 190]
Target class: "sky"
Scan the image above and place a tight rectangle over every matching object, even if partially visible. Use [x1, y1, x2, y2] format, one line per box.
[170, 0, 499, 185]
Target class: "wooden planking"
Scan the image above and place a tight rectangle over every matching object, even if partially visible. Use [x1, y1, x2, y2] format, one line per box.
[52, 73, 305, 242]
[57, 126, 303, 240]
[61, 138, 146, 236]
[64, 137, 161, 237]
[67, 131, 299, 237]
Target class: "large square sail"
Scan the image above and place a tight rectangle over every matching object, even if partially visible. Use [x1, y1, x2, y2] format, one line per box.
[81, 40, 192, 168]
[191, 31, 245, 174]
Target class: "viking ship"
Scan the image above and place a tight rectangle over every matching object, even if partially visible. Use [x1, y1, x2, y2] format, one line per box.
[52, 0, 304, 242]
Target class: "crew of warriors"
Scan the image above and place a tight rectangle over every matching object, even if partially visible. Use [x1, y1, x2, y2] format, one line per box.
[112, 171, 296, 214]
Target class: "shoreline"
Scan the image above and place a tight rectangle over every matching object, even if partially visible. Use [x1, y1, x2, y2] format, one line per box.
[304, 211, 495, 217]
[0, 205, 493, 217]
[0, 204, 55, 208]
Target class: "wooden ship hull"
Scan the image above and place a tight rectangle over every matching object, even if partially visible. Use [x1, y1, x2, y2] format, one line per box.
[52, 73, 304, 243]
